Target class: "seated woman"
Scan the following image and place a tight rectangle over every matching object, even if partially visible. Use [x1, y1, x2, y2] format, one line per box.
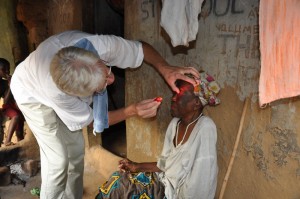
[96, 71, 221, 199]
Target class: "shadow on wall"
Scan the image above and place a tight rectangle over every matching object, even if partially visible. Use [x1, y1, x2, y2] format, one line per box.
[94, 0, 127, 158]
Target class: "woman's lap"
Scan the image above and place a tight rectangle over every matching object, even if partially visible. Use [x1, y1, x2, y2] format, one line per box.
[96, 171, 165, 199]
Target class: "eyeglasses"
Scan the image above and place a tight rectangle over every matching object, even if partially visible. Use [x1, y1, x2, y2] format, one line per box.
[95, 66, 111, 95]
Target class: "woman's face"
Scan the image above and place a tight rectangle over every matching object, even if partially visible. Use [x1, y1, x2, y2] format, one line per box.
[171, 80, 197, 118]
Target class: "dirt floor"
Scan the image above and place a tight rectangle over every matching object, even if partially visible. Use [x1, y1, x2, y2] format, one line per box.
[0, 165, 106, 199]
[0, 125, 126, 199]
[0, 172, 41, 199]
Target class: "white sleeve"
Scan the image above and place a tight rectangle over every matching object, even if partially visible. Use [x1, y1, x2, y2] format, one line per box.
[180, 121, 218, 199]
[51, 94, 94, 131]
[87, 35, 144, 69]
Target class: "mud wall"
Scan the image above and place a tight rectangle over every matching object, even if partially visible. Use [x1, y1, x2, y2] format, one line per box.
[1, 0, 299, 198]
[0, 0, 28, 72]
[125, 1, 300, 199]
[17, 0, 84, 49]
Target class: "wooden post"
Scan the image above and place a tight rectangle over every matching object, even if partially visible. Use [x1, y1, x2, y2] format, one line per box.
[219, 98, 249, 199]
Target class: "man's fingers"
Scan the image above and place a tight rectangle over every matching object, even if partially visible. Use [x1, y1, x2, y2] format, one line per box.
[179, 74, 200, 86]
[164, 66, 200, 93]
[169, 83, 179, 93]
[140, 110, 157, 118]
[178, 66, 200, 78]
[138, 106, 159, 118]
[184, 66, 200, 78]
[137, 100, 161, 110]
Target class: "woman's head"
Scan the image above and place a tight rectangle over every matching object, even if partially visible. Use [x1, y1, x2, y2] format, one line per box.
[50, 46, 114, 97]
[193, 71, 220, 106]
[171, 80, 202, 118]
[171, 71, 220, 118]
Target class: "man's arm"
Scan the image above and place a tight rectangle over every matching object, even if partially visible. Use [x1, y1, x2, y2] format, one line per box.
[108, 98, 162, 126]
[91, 35, 200, 93]
[141, 42, 200, 93]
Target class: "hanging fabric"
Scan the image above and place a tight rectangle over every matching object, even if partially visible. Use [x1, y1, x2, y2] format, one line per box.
[259, 0, 300, 107]
[160, 0, 205, 47]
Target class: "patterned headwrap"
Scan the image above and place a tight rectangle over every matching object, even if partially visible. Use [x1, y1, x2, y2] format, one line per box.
[192, 71, 221, 106]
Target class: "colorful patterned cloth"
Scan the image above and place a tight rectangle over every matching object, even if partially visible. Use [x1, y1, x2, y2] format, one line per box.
[193, 71, 221, 106]
[96, 171, 165, 199]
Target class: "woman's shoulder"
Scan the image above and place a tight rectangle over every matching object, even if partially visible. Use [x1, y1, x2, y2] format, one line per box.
[200, 115, 216, 127]
[196, 116, 217, 138]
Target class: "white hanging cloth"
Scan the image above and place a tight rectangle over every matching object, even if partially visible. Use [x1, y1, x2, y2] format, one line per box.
[160, 0, 205, 47]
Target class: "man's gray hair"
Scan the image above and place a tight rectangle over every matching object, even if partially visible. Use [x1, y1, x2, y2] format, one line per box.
[50, 46, 106, 97]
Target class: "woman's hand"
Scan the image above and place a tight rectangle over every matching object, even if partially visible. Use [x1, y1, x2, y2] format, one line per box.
[119, 158, 139, 173]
